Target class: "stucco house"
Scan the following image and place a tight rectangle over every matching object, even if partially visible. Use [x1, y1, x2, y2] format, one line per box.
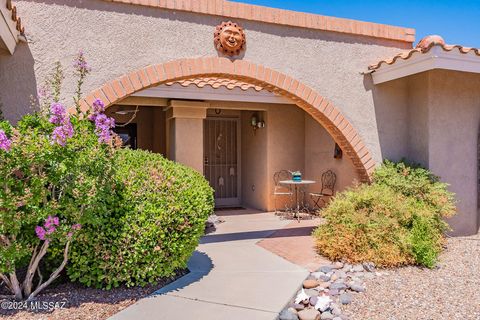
[0, 0, 479, 236]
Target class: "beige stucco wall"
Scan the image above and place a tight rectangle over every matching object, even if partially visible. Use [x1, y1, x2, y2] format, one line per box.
[2, 0, 412, 166]
[368, 76, 409, 162]
[380, 70, 480, 236]
[169, 117, 204, 174]
[239, 103, 360, 211]
[304, 114, 360, 202]
[425, 70, 480, 236]
[406, 73, 430, 166]
[0, 46, 36, 120]
[266, 105, 305, 211]
[366, 69, 480, 235]
[241, 110, 268, 210]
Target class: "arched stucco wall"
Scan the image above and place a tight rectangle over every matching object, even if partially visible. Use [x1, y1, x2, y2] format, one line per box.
[4, 0, 415, 167]
[80, 57, 375, 181]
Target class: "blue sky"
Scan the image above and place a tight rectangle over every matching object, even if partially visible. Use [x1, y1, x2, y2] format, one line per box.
[231, 0, 480, 47]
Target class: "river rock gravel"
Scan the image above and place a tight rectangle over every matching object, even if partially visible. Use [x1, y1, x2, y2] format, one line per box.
[342, 233, 480, 320]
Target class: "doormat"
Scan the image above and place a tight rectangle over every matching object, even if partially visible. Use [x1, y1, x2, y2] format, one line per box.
[214, 206, 246, 211]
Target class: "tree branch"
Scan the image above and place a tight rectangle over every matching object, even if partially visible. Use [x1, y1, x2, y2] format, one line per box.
[0, 273, 13, 293]
[9, 272, 22, 300]
[27, 240, 70, 301]
[26, 244, 39, 271]
[22, 240, 49, 297]
[36, 266, 43, 288]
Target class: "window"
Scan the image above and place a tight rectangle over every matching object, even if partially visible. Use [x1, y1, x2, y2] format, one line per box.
[114, 123, 137, 149]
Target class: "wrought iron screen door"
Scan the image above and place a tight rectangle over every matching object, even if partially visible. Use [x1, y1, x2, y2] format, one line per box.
[204, 118, 241, 207]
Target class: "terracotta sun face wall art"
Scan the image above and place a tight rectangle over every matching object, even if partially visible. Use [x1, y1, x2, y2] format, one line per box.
[214, 21, 246, 57]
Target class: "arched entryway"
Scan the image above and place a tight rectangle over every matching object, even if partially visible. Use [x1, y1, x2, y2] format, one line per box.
[80, 57, 375, 182]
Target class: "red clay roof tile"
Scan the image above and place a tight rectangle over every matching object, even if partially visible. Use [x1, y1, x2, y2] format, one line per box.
[165, 77, 264, 91]
[369, 35, 480, 70]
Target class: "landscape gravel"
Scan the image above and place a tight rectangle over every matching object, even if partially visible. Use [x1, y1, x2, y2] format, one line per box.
[342, 233, 480, 320]
[0, 270, 187, 320]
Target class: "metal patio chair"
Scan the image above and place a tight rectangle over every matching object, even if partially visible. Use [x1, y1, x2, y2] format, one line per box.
[310, 170, 336, 211]
[273, 170, 293, 215]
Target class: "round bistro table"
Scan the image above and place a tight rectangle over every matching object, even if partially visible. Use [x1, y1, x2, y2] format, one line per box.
[279, 179, 316, 222]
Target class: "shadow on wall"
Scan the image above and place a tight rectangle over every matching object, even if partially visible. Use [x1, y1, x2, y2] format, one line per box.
[363, 73, 410, 163]
[21, 0, 410, 49]
[0, 42, 37, 123]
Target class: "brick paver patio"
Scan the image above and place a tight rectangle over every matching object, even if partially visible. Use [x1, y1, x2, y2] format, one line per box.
[256, 216, 330, 271]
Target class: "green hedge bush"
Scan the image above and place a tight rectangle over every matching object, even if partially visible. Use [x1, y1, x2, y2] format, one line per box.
[68, 149, 214, 288]
[314, 160, 456, 268]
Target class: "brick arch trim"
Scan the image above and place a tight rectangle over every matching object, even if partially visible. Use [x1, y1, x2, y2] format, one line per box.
[80, 57, 375, 181]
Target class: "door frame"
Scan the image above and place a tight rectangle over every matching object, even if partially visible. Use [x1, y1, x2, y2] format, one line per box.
[204, 116, 242, 207]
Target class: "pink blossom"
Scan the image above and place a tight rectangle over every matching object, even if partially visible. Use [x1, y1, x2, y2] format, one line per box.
[92, 99, 105, 114]
[51, 119, 74, 146]
[35, 226, 46, 241]
[0, 130, 11, 151]
[94, 114, 115, 144]
[49, 103, 67, 125]
[44, 215, 59, 228]
[73, 50, 91, 74]
[71, 223, 82, 230]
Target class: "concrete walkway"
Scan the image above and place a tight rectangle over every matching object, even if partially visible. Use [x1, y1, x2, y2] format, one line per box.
[110, 209, 309, 320]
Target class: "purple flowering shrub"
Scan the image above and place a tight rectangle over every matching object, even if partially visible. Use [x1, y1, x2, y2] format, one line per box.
[0, 52, 117, 300]
[2, 51, 213, 294]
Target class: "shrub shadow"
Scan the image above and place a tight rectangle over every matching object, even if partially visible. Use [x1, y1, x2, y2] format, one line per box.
[150, 251, 213, 297]
[0, 252, 212, 317]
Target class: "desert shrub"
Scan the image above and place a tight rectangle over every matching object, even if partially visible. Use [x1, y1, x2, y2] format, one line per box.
[68, 149, 214, 289]
[373, 160, 456, 219]
[409, 214, 443, 268]
[314, 160, 455, 268]
[314, 184, 415, 266]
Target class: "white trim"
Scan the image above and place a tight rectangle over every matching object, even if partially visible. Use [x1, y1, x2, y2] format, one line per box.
[132, 83, 293, 104]
[372, 46, 480, 84]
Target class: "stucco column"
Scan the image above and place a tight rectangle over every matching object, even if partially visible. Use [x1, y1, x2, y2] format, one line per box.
[166, 100, 209, 174]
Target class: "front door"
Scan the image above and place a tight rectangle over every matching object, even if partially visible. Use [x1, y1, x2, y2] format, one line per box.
[204, 118, 240, 207]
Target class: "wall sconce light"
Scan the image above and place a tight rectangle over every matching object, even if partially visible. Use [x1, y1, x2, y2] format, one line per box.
[251, 113, 265, 135]
[334, 143, 343, 159]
